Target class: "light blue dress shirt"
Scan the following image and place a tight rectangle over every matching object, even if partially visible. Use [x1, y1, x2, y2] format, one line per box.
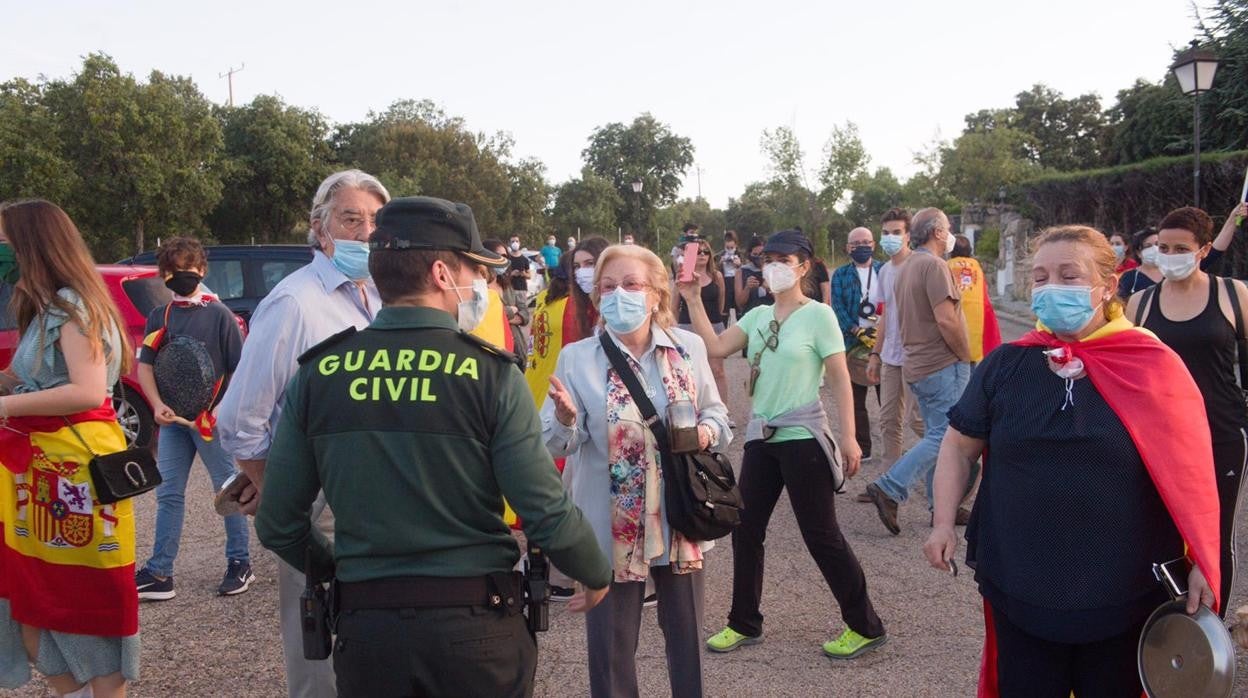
[541, 325, 731, 564]
[217, 251, 380, 461]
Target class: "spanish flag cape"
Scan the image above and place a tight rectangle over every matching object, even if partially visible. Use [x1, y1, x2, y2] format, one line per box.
[469, 288, 515, 353]
[0, 404, 138, 636]
[525, 290, 597, 407]
[977, 313, 1220, 698]
[948, 257, 1002, 362]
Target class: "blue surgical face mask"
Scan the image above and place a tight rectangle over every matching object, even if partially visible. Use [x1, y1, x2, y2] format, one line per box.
[330, 239, 371, 280]
[1031, 285, 1102, 335]
[598, 288, 651, 333]
[880, 234, 904, 256]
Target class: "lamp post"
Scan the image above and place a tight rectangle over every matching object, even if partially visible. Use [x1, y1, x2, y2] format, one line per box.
[1171, 40, 1220, 208]
[631, 178, 644, 244]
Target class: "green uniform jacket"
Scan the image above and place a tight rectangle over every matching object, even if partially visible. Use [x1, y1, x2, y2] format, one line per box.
[255, 306, 611, 589]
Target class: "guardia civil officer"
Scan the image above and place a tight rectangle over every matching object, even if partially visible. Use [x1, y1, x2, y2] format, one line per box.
[256, 196, 612, 698]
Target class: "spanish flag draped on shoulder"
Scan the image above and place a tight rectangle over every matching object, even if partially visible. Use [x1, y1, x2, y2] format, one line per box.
[0, 404, 138, 637]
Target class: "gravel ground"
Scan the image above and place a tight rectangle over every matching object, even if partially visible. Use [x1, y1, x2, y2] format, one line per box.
[10, 311, 1248, 696]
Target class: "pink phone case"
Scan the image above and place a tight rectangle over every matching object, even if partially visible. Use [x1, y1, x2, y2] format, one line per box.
[678, 241, 700, 283]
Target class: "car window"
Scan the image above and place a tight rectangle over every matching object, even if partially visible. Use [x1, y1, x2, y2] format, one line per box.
[204, 260, 245, 300]
[0, 283, 15, 331]
[260, 260, 308, 294]
[122, 277, 173, 318]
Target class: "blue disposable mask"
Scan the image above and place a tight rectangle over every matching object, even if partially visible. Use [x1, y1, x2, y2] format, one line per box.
[880, 235, 904, 256]
[1031, 285, 1102, 335]
[598, 288, 651, 333]
[330, 239, 371, 280]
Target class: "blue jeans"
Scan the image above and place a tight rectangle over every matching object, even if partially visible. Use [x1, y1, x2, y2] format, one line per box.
[145, 423, 250, 576]
[874, 362, 971, 505]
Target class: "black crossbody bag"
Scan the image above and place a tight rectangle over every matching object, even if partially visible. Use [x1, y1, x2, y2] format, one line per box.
[64, 387, 161, 505]
[598, 332, 742, 541]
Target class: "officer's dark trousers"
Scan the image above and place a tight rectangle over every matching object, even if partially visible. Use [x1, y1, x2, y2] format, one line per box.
[586, 565, 704, 698]
[333, 605, 535, 698]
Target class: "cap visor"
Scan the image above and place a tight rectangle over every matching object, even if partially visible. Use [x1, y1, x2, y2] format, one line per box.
[465, 248, 510, 269]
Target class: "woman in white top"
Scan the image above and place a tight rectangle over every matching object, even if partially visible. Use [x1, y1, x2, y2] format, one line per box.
[543, 244, 730, 698]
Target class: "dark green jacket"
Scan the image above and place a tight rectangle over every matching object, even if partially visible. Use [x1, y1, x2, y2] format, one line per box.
[256, 306, 611, 589]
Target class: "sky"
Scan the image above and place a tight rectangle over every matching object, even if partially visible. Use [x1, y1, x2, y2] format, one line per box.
[3, 0, 1201, 208]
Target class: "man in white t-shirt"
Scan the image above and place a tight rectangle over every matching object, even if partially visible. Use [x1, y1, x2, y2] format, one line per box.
[863, 209, 925, 479]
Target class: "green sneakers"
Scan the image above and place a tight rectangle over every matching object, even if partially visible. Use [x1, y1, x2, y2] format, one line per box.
[706, 627, 763, 653]
[821, 628, 887, 659]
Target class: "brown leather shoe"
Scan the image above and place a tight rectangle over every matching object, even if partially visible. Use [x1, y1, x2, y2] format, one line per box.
[855, 490, 873, 504]
[865, 483, 900, 535]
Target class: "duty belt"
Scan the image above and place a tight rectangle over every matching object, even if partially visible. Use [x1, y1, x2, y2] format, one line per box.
[336, 574, 523, 614]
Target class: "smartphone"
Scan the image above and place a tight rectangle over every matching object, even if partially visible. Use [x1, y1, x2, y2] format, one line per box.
[214, 471, 253, 516]
[678, 241, 700, 283]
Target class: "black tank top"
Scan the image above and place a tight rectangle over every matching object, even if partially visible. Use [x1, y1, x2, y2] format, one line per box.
[1143, 278, 1248, 441]
[678, 278, 723, 324]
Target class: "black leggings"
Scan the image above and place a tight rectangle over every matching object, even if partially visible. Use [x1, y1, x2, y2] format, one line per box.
[1213, 431, 1247, 616]
[727, 438, 884, 639]
[988, 602, 1142, 698]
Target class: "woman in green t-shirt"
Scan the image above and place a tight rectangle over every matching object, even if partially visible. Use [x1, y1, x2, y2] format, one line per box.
[678, 229, 887, 660]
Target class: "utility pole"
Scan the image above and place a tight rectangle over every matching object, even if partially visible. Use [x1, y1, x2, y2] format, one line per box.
[219, 63, 245, 107]
[696, 166, 704, 200]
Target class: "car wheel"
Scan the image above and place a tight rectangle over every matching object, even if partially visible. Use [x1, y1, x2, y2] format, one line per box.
[113, 385, 155, 450]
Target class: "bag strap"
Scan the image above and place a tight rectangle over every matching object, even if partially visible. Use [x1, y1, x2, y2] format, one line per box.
[1221, 276, 1248, 388]
[1135, 282, 1160, 326]
[62, 417, 100, 458]
[597, 332, 670, 453]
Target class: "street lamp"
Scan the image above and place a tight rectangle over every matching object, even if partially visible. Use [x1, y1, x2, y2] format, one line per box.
[630, 178, 644, 244]
[1171, 40, 1220, 208]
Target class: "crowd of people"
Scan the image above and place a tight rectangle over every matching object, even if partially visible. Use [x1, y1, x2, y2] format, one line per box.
[0, 169, 1244, 696]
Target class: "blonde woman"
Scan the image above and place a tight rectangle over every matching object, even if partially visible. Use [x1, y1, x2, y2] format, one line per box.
[543, 244, 730, 698]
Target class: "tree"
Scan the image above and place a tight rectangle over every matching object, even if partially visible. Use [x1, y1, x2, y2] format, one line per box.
[1011, 84, 1107, 170]
[0, 79, 79, 204]
[333, 99, 550, 241]
[1198, 0, 1248, 152]
[550, 169, 621, 238]
[581, 113, 694, 246]
[844, 167, 904, 227]
[210, 95, 333, 244]
[818, 121, 870, 207]
[654, 198, 727, 249]
[940, 127, 1039, 202]
[1103, 79, 1190, 164]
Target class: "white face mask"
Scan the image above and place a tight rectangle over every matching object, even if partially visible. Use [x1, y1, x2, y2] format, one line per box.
[510, 241, 520, 251]
[1140, 246, 1160, 267]
[449, 277, 490, 332]
[944, 231, 956, 255]
[574, 267, 595, 294]
[1157, 251, 1199, 281]
[763, 262, 798, 293]
[547, 239, 556, 246]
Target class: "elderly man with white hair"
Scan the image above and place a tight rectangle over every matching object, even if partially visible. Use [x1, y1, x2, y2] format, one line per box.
[217, 169, 390, 698]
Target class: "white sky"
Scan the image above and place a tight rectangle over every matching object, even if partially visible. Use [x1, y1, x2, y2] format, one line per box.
[3, 0, 1198, 208]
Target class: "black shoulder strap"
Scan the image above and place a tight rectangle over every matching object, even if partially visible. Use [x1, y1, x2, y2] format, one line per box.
[1135, 282, 1160, 326]
[1223, 277, 1245, 342]
[597, 332, 669, 450]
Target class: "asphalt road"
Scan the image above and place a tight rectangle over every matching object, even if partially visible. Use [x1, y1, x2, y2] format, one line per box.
[12, 311, 1248, 696]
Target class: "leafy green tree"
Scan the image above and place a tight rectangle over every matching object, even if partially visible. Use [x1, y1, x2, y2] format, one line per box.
[581, 113, 694, 245]
[0, 79, 79, 204]
[1011, 84, 1107, 170]
[724, 191, 777, 240]
[1198, 0, 1248, 152]
[940, 127, 1039, 202]
[844, 167, 904, 227]
[550, 169, 621, 239]
[210, 95, 333, 244]
[43, 53, 224, 256]
[654, 198, 727, 250]
[333, 99, 550, 241]
[818, 121, 870, 206]
[1103, 79, 1190, 164]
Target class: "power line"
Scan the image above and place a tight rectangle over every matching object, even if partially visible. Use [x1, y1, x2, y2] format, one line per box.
[219, 63, 245, 107]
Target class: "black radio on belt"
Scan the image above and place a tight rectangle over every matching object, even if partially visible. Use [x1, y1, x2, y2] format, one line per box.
[301, 551, 333, 660]
[524, 542, 550, 634]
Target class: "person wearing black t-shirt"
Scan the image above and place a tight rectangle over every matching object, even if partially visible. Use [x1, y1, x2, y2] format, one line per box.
[925, 225, 1219, 697]
[505, 234, 531, 293]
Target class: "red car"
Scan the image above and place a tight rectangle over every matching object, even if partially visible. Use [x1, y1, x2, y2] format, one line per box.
[0, 265, 171, 448]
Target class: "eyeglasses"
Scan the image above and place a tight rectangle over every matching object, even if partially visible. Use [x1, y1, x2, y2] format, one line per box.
[748, 320, 782, 397]
[849, 243, 874, 249]
[336, 211, 376, 232]
[598, 279, 650, 294]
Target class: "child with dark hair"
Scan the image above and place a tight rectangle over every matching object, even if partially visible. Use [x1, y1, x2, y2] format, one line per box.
[135, 236, 251, 601]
